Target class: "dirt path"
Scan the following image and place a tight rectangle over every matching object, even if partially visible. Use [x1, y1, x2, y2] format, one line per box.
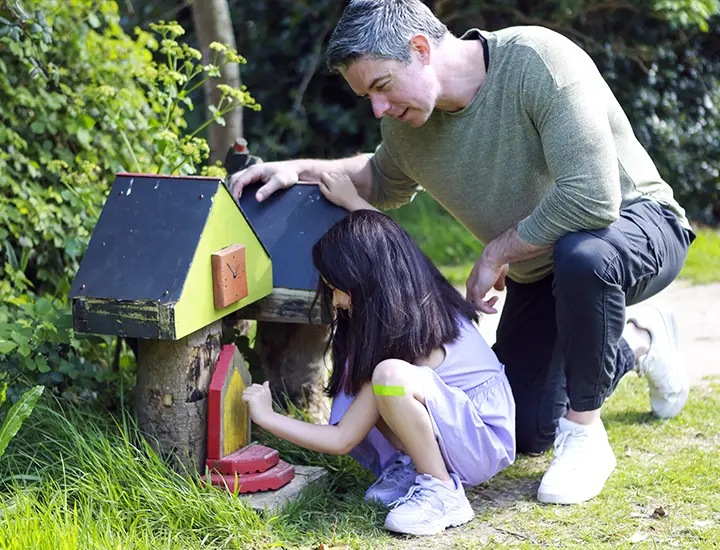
[476, 280, 720, 386]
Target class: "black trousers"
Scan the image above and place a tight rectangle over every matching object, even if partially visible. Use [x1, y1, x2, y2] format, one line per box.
[493, 200, 694, 453]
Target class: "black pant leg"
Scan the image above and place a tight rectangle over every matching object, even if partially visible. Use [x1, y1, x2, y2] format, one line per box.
[493, 275, 567, 454]
[553, 201, 694, 411]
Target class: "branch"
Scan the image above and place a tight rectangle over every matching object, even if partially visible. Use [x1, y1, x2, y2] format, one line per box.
[293, 20, 335, 111]
[159, 0, 192, 22]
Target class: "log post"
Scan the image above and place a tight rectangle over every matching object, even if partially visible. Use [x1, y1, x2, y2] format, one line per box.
[134, 321, 222, 472]
[254, 322, 331, 423]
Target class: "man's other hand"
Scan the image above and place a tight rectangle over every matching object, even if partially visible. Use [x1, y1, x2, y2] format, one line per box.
[466, 259, 509, 314]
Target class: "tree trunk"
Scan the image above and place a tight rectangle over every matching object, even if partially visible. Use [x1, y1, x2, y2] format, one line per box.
[254, 322, 331, 423]
[134, 322, 222, 472]
[192, 0, 243, 164]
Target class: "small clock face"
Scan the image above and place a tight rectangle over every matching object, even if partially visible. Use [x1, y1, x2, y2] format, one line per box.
[212, 244, 248, 309]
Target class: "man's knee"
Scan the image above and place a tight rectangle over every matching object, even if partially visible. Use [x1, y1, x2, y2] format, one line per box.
[553, 231, 618, 287]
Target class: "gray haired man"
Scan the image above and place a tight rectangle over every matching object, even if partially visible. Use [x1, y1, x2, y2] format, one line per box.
[230, 0, 693, 512]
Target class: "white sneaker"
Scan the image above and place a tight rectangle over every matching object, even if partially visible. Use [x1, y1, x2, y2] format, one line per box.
[384, 473, 474, 536]
[537, 417, 616, 505]
[628, 306, 689, 418]
[364, 453, 417, 506]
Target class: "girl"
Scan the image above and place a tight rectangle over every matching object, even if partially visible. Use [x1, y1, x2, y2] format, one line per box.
[243, 173, 515, 536]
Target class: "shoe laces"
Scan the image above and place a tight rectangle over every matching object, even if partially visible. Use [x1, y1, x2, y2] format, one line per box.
[378, 456, 415, 486]
[388, 482, 433, 509]
[636, 353, 651, 377]
[551, 428, 590, 468]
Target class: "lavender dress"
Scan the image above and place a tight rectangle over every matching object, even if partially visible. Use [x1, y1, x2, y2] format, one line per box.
[330, 318, 516, 486]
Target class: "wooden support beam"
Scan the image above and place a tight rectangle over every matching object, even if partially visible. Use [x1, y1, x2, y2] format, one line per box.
[73, 297, 176, 340]
[231, 288, 331, 325]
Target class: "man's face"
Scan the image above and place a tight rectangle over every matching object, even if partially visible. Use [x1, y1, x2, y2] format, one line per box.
[341, 53, 437, 128]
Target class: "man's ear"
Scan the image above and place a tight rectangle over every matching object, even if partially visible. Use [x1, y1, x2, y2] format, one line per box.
[410, 34, 432, 65]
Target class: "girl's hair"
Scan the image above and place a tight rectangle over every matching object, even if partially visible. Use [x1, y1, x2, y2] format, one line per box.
[312, 210, 478, 397]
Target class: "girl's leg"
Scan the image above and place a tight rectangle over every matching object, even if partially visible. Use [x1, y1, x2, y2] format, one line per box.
[373, 359, 474, 536]
[375, 417, 405, 451]
[371, 358, 450, 481]
[329, 390, 400, 476]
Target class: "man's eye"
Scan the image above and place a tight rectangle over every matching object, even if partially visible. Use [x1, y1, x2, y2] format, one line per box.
[377, 83, 388, 91]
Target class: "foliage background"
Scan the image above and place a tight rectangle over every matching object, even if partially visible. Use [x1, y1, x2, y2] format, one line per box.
[1, 0, 719, 398]
[219, 0, 720, 224]
[124, 0, 720, 259]
[0, 0, 253, 398]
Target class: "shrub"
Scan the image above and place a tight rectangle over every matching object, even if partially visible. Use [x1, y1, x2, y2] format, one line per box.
[0, 0, 257, 396]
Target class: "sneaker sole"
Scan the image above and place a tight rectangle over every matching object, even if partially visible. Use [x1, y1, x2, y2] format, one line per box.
[537, 489, 598, 505]
[384, 505, 475, 536]
[537, 475, 612, 505]
[651, 310, 689, 419]
[537, 454, 617, 505]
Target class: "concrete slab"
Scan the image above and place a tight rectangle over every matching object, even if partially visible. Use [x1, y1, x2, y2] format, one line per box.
[475, 280, 720, 387]
[239, 465, 328, 514]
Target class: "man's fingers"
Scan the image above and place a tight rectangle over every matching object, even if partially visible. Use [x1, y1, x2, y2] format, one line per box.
[476, 296, 499, 314]
[493, 264, 509, 291]
[228, 165, 263, 200]
[256, 175, 295, 202]
[466, 284, 499, 314]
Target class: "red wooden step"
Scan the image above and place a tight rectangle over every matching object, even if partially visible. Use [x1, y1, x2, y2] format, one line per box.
[203, 460, 295, 493]
[205, 443, 279, 475]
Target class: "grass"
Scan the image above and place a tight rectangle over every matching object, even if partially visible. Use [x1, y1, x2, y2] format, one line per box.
[1, 379, 719, 549]
[678, 227, 720, 285]
[459, 377, 720, 548]
[2, 195, 717, 548]
[391, 193, 720, 287]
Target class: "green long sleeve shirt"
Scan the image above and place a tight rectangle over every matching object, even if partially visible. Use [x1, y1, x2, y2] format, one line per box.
[369, 26, 690, 283]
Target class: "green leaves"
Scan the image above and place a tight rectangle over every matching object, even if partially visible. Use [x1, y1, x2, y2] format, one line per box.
[0, 3, 260, 398]
[135, 20, 259, 175]
[0, 340, 17, 354]
[0, 385, 44, 459]
[653, 0, 720, 30]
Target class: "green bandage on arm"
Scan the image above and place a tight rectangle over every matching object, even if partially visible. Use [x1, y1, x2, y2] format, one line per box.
[373, 384, 405, 396]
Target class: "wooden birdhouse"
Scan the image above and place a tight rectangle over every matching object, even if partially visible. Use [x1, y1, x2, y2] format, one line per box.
[69, 164, 347, 473]
[69, 173, 273, 340]
[69, 172, 347, 339]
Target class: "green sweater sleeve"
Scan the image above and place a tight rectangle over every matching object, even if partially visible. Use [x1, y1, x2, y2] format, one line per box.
[516, 49, 622, 246]
[369, 142, 423, 209]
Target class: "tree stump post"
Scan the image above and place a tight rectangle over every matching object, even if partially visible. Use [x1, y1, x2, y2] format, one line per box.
[134, 321, 222, 472]
[254, 321, 331, 423]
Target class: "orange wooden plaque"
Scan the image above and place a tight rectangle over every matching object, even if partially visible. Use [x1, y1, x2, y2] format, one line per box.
[211, 244, 248, 309]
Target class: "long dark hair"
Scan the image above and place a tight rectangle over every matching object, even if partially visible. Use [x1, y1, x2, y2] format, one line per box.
[312, 210, 478, 397]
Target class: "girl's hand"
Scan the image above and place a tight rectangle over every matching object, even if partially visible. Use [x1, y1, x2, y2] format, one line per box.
[242, 381, 274, 424]
[319, 172, 368, 211]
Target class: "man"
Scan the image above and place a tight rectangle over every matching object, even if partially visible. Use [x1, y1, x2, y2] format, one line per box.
[229, 0, 694, 506]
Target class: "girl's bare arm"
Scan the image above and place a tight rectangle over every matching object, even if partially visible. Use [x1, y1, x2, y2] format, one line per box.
[243, 382, 379, 455]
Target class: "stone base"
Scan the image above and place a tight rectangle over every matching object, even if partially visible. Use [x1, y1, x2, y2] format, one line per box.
[239, 465, 328, 514]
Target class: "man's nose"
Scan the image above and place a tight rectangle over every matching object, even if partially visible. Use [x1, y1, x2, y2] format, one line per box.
[370, 95, 390, 119]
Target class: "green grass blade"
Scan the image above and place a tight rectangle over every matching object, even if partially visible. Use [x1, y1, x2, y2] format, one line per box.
[0, 385, 44, 459]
